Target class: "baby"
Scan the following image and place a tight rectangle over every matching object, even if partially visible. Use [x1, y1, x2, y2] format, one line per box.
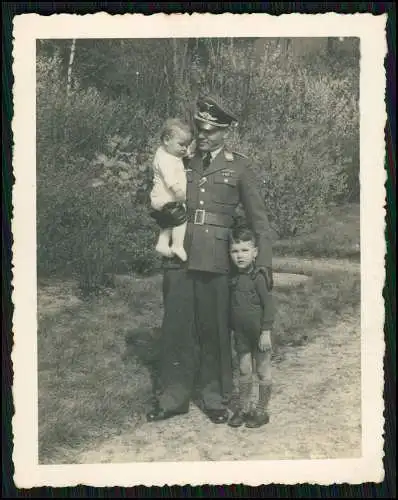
[150, 118, 193, 262]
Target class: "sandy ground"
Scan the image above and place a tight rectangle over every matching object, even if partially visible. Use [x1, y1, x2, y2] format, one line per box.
[77, 309, 361, 463]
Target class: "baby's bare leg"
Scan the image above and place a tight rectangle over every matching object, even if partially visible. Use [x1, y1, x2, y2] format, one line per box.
[155, 228, 173, 257]
[170, 221, 187, 262]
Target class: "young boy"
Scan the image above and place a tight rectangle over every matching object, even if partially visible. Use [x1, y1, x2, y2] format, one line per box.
[228, 226, 275, 428]
[150, 118, 193, 262]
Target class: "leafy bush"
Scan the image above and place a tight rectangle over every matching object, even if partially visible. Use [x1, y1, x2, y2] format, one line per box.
[36, 39, 359, 284]
[224, 60, 357, 238]
[37, 54, 163, 287]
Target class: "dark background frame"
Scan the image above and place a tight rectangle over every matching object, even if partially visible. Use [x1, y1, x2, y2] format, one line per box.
[2, 2, 395, 497]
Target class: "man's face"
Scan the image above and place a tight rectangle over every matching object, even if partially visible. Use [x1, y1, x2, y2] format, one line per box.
[195, 122, 228, 152]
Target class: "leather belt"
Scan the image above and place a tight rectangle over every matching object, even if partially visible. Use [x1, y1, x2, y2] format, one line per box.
[187, 209, 233, 227]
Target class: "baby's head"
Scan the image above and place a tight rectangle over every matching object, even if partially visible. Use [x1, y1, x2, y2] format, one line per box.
[160, 118, 193, 158]
[229, 226, 258, 271]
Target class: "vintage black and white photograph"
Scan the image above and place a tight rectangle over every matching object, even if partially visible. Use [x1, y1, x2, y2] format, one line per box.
[11, 13, 386, 487]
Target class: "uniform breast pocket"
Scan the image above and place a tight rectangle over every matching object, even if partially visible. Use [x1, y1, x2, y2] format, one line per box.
[212, 174, 239, 205]
[214, 227, 231, 273]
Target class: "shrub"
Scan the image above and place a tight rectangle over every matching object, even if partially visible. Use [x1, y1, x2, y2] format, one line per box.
[37, 141, 162, 287]
[224, 61, 357, 238]
[36, 39, 359, 282]
[37, 54, 164, 286]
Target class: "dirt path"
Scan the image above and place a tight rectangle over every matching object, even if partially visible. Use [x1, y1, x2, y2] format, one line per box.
[273, 256, 360, 275]
[77, 309, 361, 463]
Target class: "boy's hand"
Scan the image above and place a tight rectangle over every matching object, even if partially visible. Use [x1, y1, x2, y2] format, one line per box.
[259, 330, 272, 352]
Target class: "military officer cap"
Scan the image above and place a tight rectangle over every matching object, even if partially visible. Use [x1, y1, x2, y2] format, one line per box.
[194, 94, 238, 129]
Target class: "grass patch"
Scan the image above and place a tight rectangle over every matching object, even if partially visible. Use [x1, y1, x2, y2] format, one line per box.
[37, 276, 163, 464]
[273, 203, 360, 259]
[37, 267, 360, 464]
[272, 269, 360, 350]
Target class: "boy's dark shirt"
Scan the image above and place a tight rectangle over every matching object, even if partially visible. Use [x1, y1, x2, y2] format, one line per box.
[230, 265, 274, 336]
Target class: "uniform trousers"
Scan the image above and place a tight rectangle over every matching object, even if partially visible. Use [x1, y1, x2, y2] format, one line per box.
[156, 267, 233, 412]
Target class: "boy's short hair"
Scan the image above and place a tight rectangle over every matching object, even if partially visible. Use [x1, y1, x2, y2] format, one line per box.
[229, 225, 257, 246]
[160, 118, 192, 142]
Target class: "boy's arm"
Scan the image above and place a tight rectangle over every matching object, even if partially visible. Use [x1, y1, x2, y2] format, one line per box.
[254, 270, 275, 331]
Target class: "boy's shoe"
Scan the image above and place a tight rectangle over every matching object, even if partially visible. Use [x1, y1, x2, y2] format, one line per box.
[245, 411, 270, 428]
[228, 410, 247, 428]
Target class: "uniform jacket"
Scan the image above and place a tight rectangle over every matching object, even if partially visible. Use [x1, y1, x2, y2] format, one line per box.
[163, 146, 272, 275]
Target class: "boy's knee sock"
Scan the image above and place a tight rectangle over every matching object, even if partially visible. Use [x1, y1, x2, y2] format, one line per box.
[239, 374, 253, 412]
[257, 382, 272, 414]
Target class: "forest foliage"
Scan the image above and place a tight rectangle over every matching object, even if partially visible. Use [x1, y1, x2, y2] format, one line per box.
[36, 37, 360, 288]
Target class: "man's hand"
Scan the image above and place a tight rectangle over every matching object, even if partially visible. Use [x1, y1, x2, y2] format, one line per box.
[258, 330, 272, 352]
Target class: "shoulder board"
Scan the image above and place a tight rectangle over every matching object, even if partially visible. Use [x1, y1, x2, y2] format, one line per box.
[232, 151, 249, 160]
[223, 150, 234, 162]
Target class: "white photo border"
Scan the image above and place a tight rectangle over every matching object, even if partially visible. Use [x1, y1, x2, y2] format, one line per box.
[11, 12, 387, 487]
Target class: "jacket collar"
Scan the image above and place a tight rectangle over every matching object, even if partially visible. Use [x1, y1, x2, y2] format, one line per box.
[190, 146, 234, 176]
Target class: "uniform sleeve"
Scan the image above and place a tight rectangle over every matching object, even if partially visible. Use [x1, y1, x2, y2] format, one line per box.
[238, 163, 273, 270]
[254, 272, 275, 330]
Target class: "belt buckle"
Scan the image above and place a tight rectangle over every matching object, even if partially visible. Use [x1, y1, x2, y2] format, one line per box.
[194, 209, 205, 225]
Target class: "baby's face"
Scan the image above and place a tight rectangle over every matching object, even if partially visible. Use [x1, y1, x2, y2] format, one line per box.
[230, 240, 258, 270]
[163, 130, 192, 158]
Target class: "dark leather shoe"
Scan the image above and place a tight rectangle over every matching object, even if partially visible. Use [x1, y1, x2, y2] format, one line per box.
[146, 406, 188, 422]
[206, 409, 229, 424]
[245, 411, 270, 428]
[228, 410, 246, 428]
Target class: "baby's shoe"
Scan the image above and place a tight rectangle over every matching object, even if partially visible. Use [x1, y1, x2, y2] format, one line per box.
[171, 246, 187, 262]
[245, 411, 270, 429]
[155, 244, 173, 258]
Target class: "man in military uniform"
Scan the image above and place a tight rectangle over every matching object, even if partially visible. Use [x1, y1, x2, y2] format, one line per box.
[147, 95, 273, 424]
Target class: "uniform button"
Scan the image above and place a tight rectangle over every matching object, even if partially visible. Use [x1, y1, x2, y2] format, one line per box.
[200, 188, 205, 192]
[205, 229, 209, 233]
[224, 178, 229, 183]
[199, 200, 204, 205]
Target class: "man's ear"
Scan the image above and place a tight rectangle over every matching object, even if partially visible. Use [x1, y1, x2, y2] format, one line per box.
[222, 128, 231, 140]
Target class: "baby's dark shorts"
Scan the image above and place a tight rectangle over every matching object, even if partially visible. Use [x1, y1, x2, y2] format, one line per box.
[149, 201, 187, 229]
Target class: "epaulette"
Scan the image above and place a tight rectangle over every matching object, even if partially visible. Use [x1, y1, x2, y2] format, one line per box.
[232, 151, 249, 159]
[224, 150, 234, 162]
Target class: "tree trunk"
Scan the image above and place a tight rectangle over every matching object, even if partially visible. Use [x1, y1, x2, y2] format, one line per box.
[66, 38, 76, 98]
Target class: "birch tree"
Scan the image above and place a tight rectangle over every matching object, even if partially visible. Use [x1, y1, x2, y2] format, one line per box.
[66, 38, 76, 98]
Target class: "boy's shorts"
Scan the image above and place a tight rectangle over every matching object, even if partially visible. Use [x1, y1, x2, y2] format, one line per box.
[233, 329, 261, 355]
[150, 201, 187, 229]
